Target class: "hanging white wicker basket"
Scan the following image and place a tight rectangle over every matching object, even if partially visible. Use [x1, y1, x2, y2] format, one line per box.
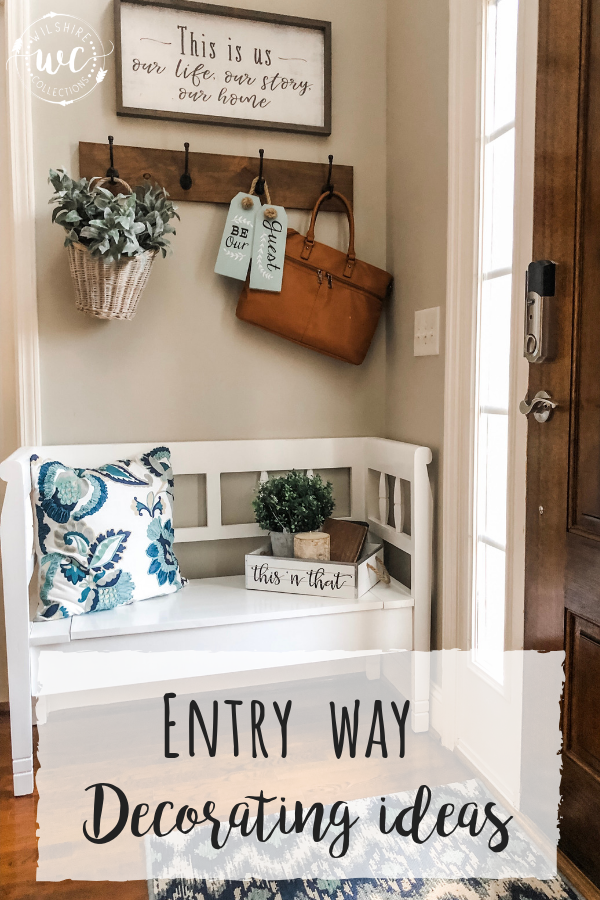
[67, 242, 157, 321]
[66, 177, 157, 321]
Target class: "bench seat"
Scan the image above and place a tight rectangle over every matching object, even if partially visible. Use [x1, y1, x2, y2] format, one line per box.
[30, 575, 413, 645]
[30, 577, 417, 724]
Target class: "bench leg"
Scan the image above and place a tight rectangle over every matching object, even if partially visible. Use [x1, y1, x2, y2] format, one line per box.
[8, 686, 34, 795]
[411, 651, 430, 732]
[13, 755, 34, 795]
[7, 654, 34, 795]
[9, 700, 33, 795]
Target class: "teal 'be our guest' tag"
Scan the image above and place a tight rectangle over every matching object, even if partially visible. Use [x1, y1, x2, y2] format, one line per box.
[249, 205, 288, 292]
[214, 193, 257, 281]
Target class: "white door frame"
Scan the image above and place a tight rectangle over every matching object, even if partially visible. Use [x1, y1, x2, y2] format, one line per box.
[442, 0, 537, 659]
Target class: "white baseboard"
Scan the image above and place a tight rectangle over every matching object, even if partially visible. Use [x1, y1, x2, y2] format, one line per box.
[427, 680, 518, 807]
[455, 736, 518, 808]
[428, 676, 556, 868]
[454, 739, 557, 868]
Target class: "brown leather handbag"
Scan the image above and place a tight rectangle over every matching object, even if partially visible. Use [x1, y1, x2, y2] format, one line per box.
[236, 191, 393, 365]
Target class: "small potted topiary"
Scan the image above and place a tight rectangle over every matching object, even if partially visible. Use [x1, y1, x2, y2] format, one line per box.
[252, 470, 335, 557]
[49, 168, 179, 320]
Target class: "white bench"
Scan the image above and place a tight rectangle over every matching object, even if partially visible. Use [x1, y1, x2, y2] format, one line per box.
[0, 436, 432, 795]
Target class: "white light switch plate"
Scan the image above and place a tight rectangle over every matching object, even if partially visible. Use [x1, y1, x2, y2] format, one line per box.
[414, 306, 440, 356]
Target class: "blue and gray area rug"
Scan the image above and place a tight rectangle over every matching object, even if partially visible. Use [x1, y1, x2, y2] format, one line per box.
[145, 781, 560, 883]
[147, 780, 577, 900]
[148, 876, 579, 900]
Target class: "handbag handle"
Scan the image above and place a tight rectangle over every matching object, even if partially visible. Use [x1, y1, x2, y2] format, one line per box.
[301, 190, 356, 278]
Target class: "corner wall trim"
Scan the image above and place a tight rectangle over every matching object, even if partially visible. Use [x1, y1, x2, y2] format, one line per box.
[4, 0, 42, 446]
[442, 0, 482, 652]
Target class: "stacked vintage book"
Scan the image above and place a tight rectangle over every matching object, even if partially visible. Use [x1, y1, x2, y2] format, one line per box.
[321, 517, 369, 563]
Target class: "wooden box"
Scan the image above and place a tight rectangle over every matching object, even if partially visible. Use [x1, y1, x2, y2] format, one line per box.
[245, 541, 384, 600]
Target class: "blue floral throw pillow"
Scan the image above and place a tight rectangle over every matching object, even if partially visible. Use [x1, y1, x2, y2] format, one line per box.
[30, 446, 184, 621]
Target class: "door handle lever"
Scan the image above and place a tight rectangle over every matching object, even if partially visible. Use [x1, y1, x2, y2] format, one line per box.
[519, 390, 557, 423]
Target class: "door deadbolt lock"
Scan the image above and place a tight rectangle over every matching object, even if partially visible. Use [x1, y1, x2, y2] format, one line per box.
[519, 390, 558, 423]
[524, 260, 556, 363]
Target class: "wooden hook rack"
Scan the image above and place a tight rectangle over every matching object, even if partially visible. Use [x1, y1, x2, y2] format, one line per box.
[78, 142, 353, 211]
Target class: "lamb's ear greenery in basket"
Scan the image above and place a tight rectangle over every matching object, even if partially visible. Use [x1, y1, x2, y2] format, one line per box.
[253, 470, 335, 534]
[48, 168, 179, 262]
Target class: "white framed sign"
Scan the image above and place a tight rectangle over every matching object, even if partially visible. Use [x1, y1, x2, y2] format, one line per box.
[115, 0, 332, 134]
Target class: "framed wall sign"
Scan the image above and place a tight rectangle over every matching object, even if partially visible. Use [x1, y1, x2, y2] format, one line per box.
[114, 0, 332, 135]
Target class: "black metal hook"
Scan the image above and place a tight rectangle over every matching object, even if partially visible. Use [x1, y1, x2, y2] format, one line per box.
[180, 142, 192, 191]
[321, 154, 334, 199]
[255, 148, 265, 196]
[105, 135, 119, 183]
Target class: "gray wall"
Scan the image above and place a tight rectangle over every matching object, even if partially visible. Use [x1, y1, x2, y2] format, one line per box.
[385, 0, 449, 649]
[33, 0, 388, 446]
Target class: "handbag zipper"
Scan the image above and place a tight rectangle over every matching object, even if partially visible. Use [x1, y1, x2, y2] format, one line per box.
[316, 270, 333, 289]
[285, 254, 385, 301]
